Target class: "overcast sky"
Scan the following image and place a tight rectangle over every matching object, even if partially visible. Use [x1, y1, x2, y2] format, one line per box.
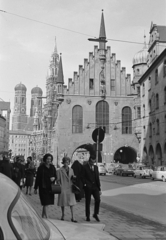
[0, 0, 166, 120]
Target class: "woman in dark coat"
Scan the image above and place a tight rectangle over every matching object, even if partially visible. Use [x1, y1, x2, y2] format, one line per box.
[12, 157, 24, 187]
[25, 156, 35, 195]
[71, 160, 84, 202]
[34, 153, 57, 218]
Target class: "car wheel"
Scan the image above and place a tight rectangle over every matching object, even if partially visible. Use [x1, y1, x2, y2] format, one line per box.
[151, 177, 154, 181]
[134, 174, 136, 178]
[162, 176, 166, 182]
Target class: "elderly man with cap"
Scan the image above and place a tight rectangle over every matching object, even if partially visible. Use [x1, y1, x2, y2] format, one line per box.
[82, 144, 101, 222]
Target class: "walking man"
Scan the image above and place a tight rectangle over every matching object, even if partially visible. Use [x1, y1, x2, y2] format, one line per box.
[83, 146, 101, 222]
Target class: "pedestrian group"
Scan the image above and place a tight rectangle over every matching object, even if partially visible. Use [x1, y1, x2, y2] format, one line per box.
[0, 144, 102, 223]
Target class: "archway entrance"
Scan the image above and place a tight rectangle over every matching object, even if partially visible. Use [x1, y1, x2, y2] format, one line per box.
[114, 146, 137, 164]
[149, 145, 154, 165]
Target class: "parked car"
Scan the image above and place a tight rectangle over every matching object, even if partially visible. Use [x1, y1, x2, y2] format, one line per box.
[96, 163, 107, 175]
[134, 165, 153, 178]
[151, 166, 166, 182]
[120, 166, 135, 176]
[113, 165, 122, 175]
[0, 173, 117, 240]
[105, 163, 117, 174]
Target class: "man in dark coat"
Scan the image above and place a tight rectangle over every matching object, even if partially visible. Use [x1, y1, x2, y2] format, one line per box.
[0, 155, 13, 179]
[71, 160, 84, 202]
[12, 157, 24, 187]
[82, 145, 101, 222]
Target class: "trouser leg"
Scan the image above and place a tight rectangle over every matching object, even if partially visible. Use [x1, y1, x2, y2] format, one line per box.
[84, 188, 91, 218]
[92, 188, 100, 215]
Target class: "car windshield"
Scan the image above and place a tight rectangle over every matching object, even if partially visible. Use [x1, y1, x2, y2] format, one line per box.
[9, 192, 50, 240]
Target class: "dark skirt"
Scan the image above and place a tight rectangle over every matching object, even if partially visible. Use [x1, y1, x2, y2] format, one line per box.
[39, 187, 54, 206]
[25, 175, 34, 187]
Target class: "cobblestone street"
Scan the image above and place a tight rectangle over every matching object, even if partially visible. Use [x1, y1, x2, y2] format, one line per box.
[25, 189, 166, 240]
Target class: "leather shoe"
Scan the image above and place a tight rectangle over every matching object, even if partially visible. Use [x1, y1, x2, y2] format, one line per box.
[86, 217, 90, 222]
[93, 214, 100, 222]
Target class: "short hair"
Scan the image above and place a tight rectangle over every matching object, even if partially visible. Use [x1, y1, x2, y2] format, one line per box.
[43, 153, 53, 163]
[27, 156, 32, 161]
[62, 156, 71, 164]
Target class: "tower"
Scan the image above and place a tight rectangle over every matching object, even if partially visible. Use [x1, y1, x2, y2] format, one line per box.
[30, 86, 43, 117]
[12, 83, 28, 130]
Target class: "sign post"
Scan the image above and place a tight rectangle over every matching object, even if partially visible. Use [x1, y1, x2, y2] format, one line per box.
[92, 127, 105, 165]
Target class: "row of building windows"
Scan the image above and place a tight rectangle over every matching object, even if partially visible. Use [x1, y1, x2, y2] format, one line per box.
[89, 78, 116, 91]
[72, 102, 132, 134]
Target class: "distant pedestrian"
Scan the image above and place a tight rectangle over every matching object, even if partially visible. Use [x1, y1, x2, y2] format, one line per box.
[57, 156, 77, 222]
[34, 153, 57, 218]
[82, 144, 101, 222]
[0, 155, 13, 179]
[12, 157, 24, 187]
[71, 160, 84, 202]
[24, 156, 35, 195]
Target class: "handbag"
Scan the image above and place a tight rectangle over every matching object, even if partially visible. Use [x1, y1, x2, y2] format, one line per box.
[51, 184, 61, 194]
[72, 184, 81, 194]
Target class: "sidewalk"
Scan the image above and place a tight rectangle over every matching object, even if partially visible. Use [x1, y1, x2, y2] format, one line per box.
[24, 189, 166, 240]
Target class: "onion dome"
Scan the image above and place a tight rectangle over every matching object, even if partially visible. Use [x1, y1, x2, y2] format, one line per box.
[133, 36, 148, 66]
[31, 86, 43, 95]
[15, 83, 27, 91]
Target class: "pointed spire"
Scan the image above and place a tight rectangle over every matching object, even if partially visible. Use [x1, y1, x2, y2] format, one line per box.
[57, 53, 64, 84]
[99, 10, 106, 39]
[54, 37, 58, 54]
[99, 10, 106, 50]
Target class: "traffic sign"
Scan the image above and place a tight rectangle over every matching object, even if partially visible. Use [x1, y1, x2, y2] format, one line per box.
[92, 127, 105, 143]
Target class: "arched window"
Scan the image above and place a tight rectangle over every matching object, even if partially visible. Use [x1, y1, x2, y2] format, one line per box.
[148, 76, 151, 90]
[122, 107, 132, 134]
[72, 105, 83, 133]
[96, 101, 109, 133]
[149, 122, 152, 137]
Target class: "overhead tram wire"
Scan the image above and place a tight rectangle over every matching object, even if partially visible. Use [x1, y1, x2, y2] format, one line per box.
[0, 9, 147, 46]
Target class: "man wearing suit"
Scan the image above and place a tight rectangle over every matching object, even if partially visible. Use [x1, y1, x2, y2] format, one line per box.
[83, 150, 101, 222]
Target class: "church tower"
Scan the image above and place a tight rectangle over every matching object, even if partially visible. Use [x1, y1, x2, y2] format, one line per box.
[30, 86, 43, 117]
[12, 83, 28, 130]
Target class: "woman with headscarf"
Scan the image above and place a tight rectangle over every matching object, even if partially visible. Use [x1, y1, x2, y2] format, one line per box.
[57, 156, 77, 222]
[34, 153, 57, 218]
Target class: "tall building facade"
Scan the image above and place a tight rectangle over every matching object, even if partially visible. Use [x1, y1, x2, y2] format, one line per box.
[53, 11, 142, 165]
[139, 23, 166, 166]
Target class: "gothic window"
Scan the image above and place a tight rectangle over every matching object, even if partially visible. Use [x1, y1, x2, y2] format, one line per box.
[156, 94, 159, 109]
[110, 79, 115, 91]
[163, 60, 166, 77]
[89, 79, 94, 90]
[15, 97, 17, 103]
[96, 101, 109, 134]
[22, 97, 24, 104]
[122, 107, 132, 134]
[58, 85, 62, 93]
[72, 105, 83, 133]
[155, 68, 158, 84]
[143, 126, 146, 138]
[149, 123, 152, 137]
